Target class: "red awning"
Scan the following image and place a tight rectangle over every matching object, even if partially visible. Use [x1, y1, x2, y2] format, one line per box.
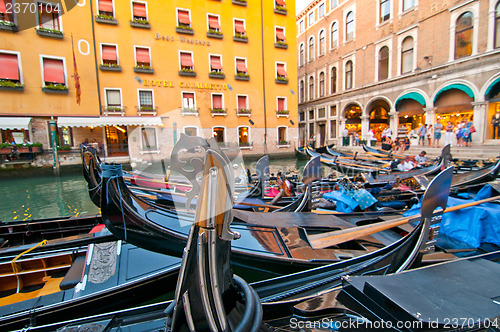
[208, 16, 220, 29]
[183, 93, 194, 99]
[102, 45, 117, 61]
[210, 56, 222, 70]
[276, 0, 285, 5]
[98, 0, 113, 12]
[276, 29, 286, 41]
[0, 0, 10, 13]
[0, 53, 19, 80]
[277, 64, 287, 76]
[212, 95, 222, 108]
[238, 96, 247, 109]
[278, 98, 285, 110]
[180, 53, 193, 67]
[236, 59, 247, 72]
[136, 48, 150, 63]
[178, 10, 190, 24]
[132, 2, 146, 17]
[43, 58, 65, 84]
[234, 20, 245, 33]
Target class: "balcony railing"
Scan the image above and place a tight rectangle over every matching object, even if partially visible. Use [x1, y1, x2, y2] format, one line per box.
[211, 108, 227, 116]
[276, 109, 289, 117]
[136, 106, 157, 116]
[181, 107, 199, 116]
[102, 106, 126, 116]
[236, 108, 252, 117]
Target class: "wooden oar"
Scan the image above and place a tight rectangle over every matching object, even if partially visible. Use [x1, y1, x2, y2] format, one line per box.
[309, 194, 500, 249]
[123, 175, 193, 188]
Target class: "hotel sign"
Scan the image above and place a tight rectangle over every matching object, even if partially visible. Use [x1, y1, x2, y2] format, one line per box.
[143, 80, 228, 91]
[154, 33, 211, 46]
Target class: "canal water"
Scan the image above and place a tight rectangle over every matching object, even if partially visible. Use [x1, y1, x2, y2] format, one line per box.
[0, 155, 318, 222]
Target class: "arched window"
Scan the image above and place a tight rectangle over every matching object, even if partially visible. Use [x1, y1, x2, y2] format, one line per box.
[308, 37, 314, 60]
[319, 72, 325, 97]
[455, 11, 473, 59]
[331, 22, 338, 48]
[401, 36, 413, 74]
[496, 2, 500, 49]
[345, 61, 353, 90]
[378, 46, 389, 80]
[331, 67, 337, 94]
[299, 44, 304, 66]
[300, 80, 304, 102]
[319, 30, 326, 55]
[309, 75, 314, 100]
[346, 11, 354, 41]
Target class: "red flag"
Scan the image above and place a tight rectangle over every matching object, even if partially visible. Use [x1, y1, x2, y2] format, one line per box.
[71, 34, 81, 106]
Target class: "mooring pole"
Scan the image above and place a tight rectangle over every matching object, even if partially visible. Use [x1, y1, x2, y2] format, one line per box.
[49, 120, 60, 176]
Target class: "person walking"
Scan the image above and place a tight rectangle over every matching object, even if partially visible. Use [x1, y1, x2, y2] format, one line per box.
[444, 121, 454, 147]
[417, 124, 426, 146]
[433, 120, 443, 147]
[426, 124, 433, 146]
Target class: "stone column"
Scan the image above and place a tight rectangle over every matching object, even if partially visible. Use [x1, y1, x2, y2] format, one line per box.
[361, 115, 369, 143]
[424, 107, 435, 125]
[471, 102, 487, 144]
[389, 111, 398, 138]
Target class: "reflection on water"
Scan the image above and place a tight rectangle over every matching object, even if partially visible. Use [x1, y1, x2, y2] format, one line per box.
[0, 171, 100, 222]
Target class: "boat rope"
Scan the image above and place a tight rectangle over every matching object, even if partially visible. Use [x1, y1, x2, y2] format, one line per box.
[11, 239, 47, 276]
[102, 164, 127, 241]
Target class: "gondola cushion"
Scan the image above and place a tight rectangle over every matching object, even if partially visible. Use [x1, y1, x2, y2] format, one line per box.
[60, 255, 86, 290]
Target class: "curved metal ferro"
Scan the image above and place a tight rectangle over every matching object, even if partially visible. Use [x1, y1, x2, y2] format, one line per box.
[302, 155, 321, 185]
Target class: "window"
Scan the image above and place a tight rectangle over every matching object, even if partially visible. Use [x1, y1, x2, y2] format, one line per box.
[330, 120, 337, 138]
[275, 0, 286, 11]
[0, 0, 14, 23]
[177, 9, 191, 28]
[182, 92, 196, 113]
[299, 44, 304, 66]
[299, 20, 304, 33]
[319, 3, 325, 17]
[378, 46, 389, 80]
[138, 90, 154, 113]
[101, 44, 118, 65]
[308, 37, 314, 60]
[309, 75, 314, 100]
[319, 30, 326, 55]
[38, 1, 61, 31]
[42, 57, 66, 87]
[331, 0, 338, 9]
[401, 36, 413, 74]
[210, 55, 223, 73]
[331, 67, 337, 94]
[135, 47, 151, 67]
[211, 93, 224, 112]
[330, 105, 337, 116]
[346, 11, 354, 41]
[331, 22, 338, 48]
[276, 63, 287, 80]
[132, 1, 147, 21]
[318, 107, 326, 118]
[345, 60, 353, 89]
[0, 52, 21, 85]
[208, 14, 221, 33]
[299, 112, 305, 122]
[319, 72, 325, 97]
[98, 0, 114, 17]
[235, 58, 248, 75]
[496, 2, 500, 49]
[278, 127, 287, 145]
[403, 0, 414, 12]
[300, 80, 304, 102]
[309, 11, 314, 26]
[276, 27, 286, 44]
[213, 127, 225, 143]
[238, 126, 250, 146]
[141, 128, 157, 151]
[234, 19, 246, 38]
[309, 110, 314, 120]
[104, 89, 122, 113]
[455, 11, 473, 59]
[179, 52, 194, 71]
[277, 97, 287, 116]
[184, 127, 198, 136]
[237, 95, 249, 114]
[380, 0, 390, 23]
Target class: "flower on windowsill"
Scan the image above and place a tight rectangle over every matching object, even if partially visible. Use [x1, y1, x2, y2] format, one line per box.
[36, 27, 63, 34]
[275, 4, 287, 12]
[239, 142, 250, 146]
[0, 80, 24, 88]
[276, 76, 288, 81]
[180, 68, 195, 73]
[208, 29, 222, 35]
[276, 40, 288, 46]
[131, 18, 149, 25]
[101, 63, 120, 68]
[139, 106, 155, 112]
[238, 109, 251, 114]
[44, 83, 68, 90]
[279, 140, 289, 145]
[234, 33, 248, 39]
[57, 145, 71, 150]
[236, 72, 249, 78]
[277, 110, 289, 114]
[211, 108, 225, 113]
[95, 14, 115, 20]
[135, 65, 152, 70]
[0, 20, 16, 27]
[176, 25, 193, 31]
[210, 71, 224, 75]
[106, 106, 123, 112]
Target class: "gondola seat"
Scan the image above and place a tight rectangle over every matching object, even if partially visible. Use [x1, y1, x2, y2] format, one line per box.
[59, 255, 86, 291]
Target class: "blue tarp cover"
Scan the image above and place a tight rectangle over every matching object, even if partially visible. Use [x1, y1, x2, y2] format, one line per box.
[403, 185, 500, 248]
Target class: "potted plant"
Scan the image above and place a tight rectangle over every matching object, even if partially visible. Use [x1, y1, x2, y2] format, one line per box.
[130, 18, 150, 28]
[42, 83, 69, 93]
[0, 79, 24, 90]
[0, 143, 13, 154]
[279, 140, 289, 146]
[57, 145, 71, 153]
[176, 25, 194, 34]
[100, 63, 122, 71]
[209, 70, 225, 79]
[134, 64, 154, 73]
[207, 29, 223, 39]
[95, 14, 118, 24]
[36, 27, 64, 38]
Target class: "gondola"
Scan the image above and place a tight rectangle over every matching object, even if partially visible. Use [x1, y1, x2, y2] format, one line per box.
[29, 162, 457, 332]
[362, 143, 406, 159]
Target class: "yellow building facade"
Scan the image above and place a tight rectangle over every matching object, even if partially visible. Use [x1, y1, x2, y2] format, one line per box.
[0, 0, 297, 166]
